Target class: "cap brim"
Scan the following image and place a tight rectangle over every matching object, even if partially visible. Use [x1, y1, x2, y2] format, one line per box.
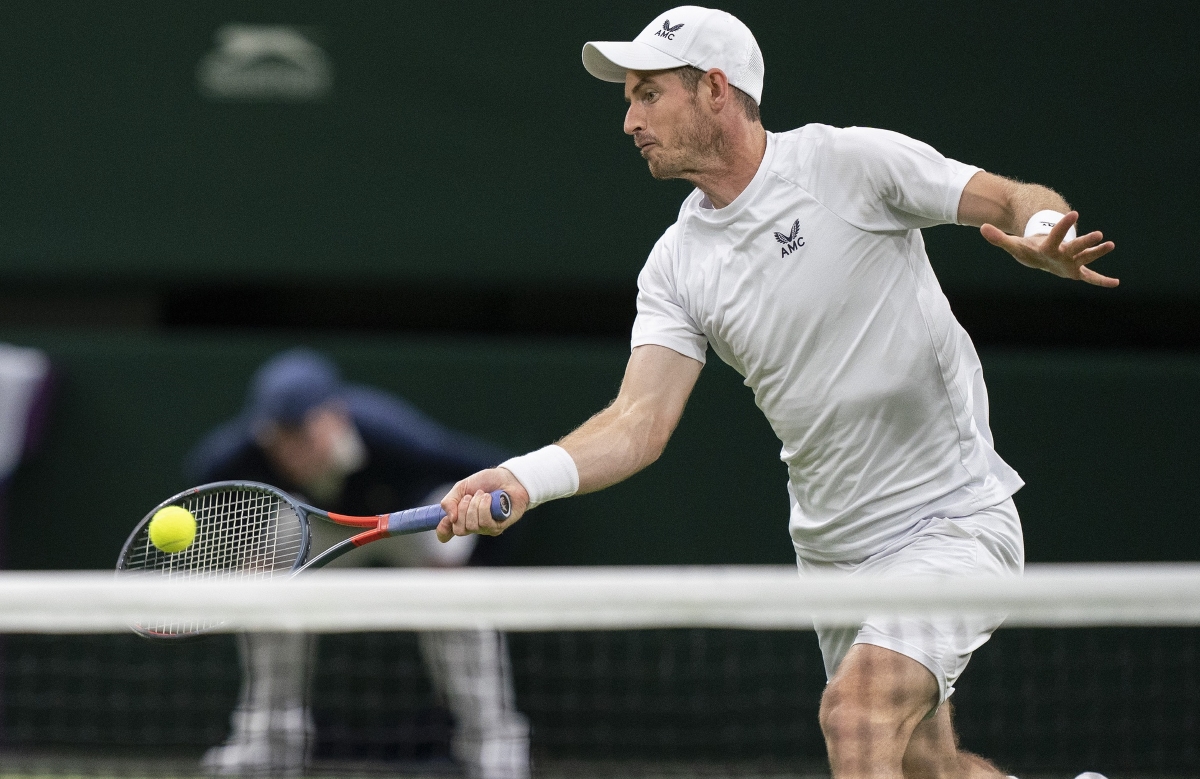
[582, 41, 689, 83]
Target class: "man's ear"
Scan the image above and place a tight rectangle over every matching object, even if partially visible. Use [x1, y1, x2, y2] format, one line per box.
[705, 68, 731, 112]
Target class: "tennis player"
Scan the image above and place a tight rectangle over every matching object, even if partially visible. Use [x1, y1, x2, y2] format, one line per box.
[437, 7, 1115, 779]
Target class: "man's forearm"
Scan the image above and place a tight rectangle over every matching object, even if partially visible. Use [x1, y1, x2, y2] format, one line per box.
[557, 398, 673, 494]
[1006, 182, 1071, 236]
[477, 345, 700, 518]
[552, 344, 701, 495]
[958, 171, 1070, 234]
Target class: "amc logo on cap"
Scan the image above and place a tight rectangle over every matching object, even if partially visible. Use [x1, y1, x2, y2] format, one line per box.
[654, 20, 685, 40]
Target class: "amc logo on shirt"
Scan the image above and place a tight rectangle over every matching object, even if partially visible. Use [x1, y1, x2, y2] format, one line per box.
[773, 219, 806, 257]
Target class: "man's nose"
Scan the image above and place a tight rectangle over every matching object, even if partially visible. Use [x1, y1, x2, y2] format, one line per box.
[624, 103, 643, 136]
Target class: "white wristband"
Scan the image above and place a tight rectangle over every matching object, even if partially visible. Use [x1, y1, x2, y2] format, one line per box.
[1024, 210, 1077, 242]
[499, 444, 579, 509]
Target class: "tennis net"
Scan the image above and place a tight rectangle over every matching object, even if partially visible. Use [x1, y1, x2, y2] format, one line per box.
[0, 565, 1196, 778]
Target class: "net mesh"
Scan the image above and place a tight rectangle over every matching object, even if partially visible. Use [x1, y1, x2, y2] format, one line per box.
[0, 566, 1195, 778]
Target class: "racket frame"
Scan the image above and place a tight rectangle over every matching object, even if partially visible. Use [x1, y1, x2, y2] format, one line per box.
[116, 480, 510, 639]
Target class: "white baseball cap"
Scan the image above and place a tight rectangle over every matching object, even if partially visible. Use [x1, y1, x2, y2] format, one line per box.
[582, 6, 764, 105]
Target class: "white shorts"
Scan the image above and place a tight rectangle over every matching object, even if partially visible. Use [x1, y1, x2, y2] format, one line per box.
[797, 497, 1024, 705]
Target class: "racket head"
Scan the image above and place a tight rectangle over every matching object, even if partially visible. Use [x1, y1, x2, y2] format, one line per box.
[116, 481, 311, 639]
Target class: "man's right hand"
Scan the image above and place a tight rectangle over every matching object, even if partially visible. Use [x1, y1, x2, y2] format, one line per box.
[437, 468, 530, 542]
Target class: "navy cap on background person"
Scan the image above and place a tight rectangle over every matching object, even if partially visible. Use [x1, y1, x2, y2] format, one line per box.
[245, 348, 344, 429]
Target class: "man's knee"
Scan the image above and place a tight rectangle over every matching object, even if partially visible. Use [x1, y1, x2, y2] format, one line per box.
[819, 644, 940, 758]
[818, 674, 903, 749]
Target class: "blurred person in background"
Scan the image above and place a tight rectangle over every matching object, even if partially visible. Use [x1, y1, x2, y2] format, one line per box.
[0, 344, 53, 561]
[188, 349, 529, 779]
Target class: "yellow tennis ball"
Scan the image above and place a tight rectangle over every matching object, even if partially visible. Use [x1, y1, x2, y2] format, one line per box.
[148, 506, 197, 554]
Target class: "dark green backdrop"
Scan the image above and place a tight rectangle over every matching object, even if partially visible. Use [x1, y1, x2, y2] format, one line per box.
[0, 3, 1195, 569]
[0, 1, 1193, 296]
[3, 329, 1196, 570]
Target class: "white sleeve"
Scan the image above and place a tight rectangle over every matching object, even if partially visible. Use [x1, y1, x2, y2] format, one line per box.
[629, 233, 708, 364]
[808, 126, 980, 232]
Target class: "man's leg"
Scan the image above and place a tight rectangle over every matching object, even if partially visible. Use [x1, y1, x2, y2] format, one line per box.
[418, 630, 530, 779]
[903, 703, 1007, 779]
[203, 511, 378, 775]
[202, 632, 315, 777]
[404, 486, 528, 778]
[820, 643, 1006, 779]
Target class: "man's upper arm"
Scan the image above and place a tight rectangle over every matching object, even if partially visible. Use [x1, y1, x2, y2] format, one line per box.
[621, 228, 705, 443]
[616, 344, 703, 445]
[811, 127, 980, 231]
[623, 345, 703, 407]
[630, 229, 708, 364]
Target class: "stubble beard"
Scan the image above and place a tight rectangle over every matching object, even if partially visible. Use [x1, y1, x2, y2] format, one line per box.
[645, 98, 726, 181]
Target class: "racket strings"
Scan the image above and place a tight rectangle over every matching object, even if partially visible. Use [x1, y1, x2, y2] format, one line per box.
[121, 487, 305, 637]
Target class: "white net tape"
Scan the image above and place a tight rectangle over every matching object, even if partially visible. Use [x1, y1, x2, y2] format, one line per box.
[3, 563, 1199, 633]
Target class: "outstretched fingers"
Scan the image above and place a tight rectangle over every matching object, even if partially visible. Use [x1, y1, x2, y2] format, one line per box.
[983, 216, 1118, 287]
[1070, 234, 1118, 287]
[1063, 230, 1107, 254]
[1046, 210, 1080, 247]
[1073, 240, 1117, 265]
[1078, 264, 1120, 287]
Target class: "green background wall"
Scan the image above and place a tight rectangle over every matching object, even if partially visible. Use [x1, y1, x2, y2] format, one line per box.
[3, 329, 1196, 570]
[0, 1, 1193, 297]
[0, 2, 1194, 569]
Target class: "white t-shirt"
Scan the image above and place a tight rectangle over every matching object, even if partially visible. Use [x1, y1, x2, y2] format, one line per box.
[631, 124, 1024, 563]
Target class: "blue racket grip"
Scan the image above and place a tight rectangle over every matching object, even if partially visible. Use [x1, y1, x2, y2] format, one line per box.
[385, 490, 511, 536]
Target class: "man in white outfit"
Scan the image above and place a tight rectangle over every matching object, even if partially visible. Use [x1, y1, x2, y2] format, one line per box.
[436, 7, 1116, 779]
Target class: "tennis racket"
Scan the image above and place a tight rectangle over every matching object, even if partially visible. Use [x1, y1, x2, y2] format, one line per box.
[115, 480, 510, 639]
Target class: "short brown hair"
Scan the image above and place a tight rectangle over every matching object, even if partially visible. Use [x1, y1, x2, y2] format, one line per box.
[675, 66, 761, 123]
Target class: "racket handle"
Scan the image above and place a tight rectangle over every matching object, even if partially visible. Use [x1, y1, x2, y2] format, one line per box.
[385, 490, 511, 536]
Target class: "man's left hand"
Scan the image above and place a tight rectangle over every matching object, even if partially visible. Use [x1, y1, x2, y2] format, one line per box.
[981, 211, 1118, 288]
